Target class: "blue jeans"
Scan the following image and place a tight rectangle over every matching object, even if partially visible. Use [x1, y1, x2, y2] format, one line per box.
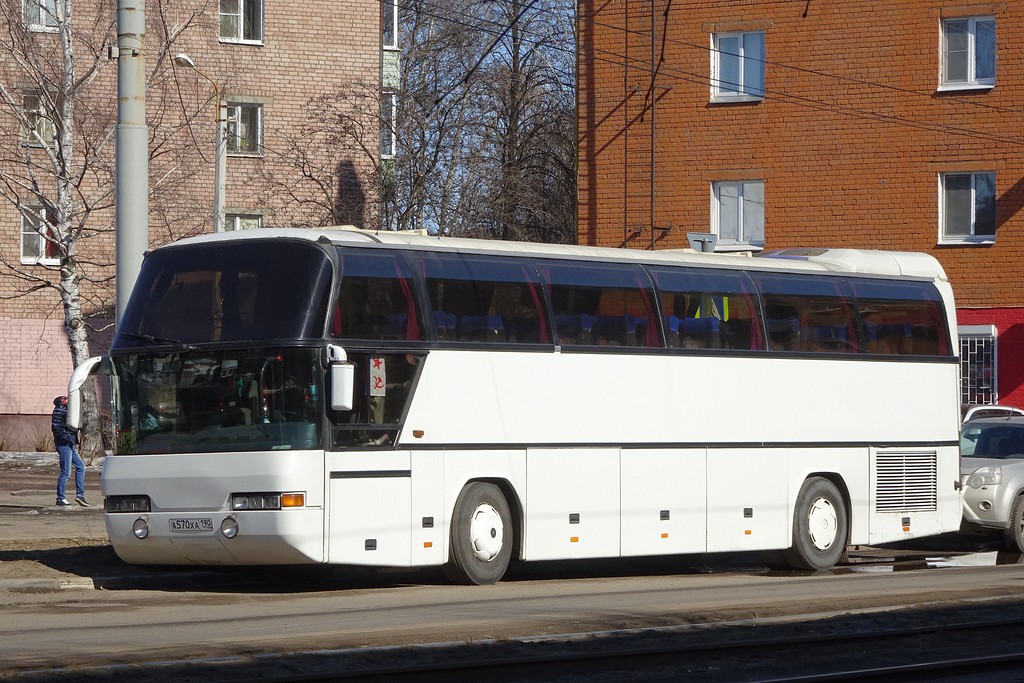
[56, 444, 85, 501]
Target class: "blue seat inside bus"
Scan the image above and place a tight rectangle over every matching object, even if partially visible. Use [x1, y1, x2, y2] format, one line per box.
[459, 314, 505, 341]
[433, 310, 457, 339]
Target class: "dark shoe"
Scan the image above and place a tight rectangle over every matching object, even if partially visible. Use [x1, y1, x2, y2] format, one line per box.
[56, 498, 71, 506]
[75, 497, 90, 508]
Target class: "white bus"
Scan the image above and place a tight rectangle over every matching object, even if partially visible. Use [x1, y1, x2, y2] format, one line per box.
[69, 227, 962, 584]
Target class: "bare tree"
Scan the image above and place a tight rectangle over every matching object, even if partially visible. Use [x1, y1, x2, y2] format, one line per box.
[263, 0, 577, 243]
[0, 0, 209, 453]
[389, 0, 577, 241]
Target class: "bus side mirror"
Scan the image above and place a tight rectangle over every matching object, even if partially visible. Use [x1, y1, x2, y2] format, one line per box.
[66, 356, 110, 431]
[326, 345, 354, 412]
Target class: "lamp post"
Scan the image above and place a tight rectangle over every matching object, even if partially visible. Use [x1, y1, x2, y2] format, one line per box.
[173, 53, 226, 232]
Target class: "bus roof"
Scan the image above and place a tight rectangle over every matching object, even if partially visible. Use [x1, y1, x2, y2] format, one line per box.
[164, 226, 949, 281]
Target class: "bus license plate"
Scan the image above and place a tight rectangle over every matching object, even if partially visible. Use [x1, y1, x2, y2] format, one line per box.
[169, 518, 214, 533]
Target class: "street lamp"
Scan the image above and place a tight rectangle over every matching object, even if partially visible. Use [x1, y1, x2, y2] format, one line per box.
[173, 53, 226, 232]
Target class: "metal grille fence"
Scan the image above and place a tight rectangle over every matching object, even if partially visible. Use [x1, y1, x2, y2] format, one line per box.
[960, 333, 996, 406]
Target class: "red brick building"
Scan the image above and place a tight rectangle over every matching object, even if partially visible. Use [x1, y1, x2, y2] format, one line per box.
[578, 0, 1024, 410]
[0, 0, 392, 444]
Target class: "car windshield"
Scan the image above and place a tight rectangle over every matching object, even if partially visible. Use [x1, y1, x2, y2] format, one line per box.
[961, 423, 1024, 459]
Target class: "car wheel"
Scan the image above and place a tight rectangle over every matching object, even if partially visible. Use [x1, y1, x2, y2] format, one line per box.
[782, 477, 849, 570]
[1003, 495, 1024, 553]
[443, 482, 513, 585]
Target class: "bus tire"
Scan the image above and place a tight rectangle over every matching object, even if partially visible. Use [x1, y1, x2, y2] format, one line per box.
[444, 482, 513, 585]
[783, 477, 848, 571]
[1002, 495, 1024, 553]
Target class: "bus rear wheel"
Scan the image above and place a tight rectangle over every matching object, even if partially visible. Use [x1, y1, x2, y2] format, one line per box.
[783, 477, 848, 571]
[444, 482, 513, 585]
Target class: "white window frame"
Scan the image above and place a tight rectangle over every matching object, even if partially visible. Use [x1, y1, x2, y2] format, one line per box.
[711, 31, 765, 102]
[960, 324, 998, 407]
[382, 0, 398, 50]
[940, 16, 995, 91]
[22, 93, 54, 148]
[20, 206, 59, 265]
[380, 92, 397, 159]
[939, 171, 996, 244]
[226, 213, 263, 231]
[24, 0, 59, 32]
[219, 0, 263, 44]
[226, 103, 262, 156]
[711, 180, 765, 250]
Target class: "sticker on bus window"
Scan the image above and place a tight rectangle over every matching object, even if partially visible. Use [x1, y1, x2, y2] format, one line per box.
[370, 357, 387, 396]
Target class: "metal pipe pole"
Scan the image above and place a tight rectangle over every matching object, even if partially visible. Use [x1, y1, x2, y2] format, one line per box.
[214, 100, 226, 232]
[114, 0, 148, 325]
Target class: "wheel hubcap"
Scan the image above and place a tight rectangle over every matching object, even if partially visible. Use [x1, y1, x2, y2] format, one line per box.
[468, 503, 504, 562]
[807, 497, 838, 551]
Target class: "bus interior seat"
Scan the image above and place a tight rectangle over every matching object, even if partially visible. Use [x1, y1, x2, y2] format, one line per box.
[865, 322, 913, 354]
[459, 314, 505, 341]
[665, 315, 684, 347]
[681, 317, 721, 348]
[767, 316, 801, 350]
[813, 325, 850, 351]
[555, 313, 597, 345]
[433, 310, 456, 339]
[383, 313, 407, 339]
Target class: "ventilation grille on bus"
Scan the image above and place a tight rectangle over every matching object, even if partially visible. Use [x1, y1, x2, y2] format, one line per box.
[875, 451, 938, 513]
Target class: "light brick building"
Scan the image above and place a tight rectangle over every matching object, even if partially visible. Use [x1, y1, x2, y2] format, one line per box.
[578, 1, 1024, 410]
[0, 0, 392, 445]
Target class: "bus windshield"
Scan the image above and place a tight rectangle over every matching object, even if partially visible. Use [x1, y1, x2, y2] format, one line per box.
[110, 347, 323, 454]
[114, 240, 333, 348]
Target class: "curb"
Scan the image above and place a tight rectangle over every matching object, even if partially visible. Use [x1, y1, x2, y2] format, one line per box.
[0, 576, 97, 591]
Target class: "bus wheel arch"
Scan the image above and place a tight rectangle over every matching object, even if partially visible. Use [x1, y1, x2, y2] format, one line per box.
[783, 475, 850, 571]
[443, 479, 519, 585]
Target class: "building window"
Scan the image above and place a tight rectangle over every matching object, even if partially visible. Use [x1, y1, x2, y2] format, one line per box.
[220, 0, 262, 44]
[711, 32, 765, 101]
[226, 103, 262, 155]
[380, 92, 397, 159]
[960, 325, 997, 407]
[22, 93, 54, 147]
[941, 172, 995, 243]
[24, 0, 58, 32]
[382, 0, 398, 50]
[712, 180, 764, 249]
[941, 17, 995, 89]
[226, 213, 262, 230]
[20, 207, 59, 265]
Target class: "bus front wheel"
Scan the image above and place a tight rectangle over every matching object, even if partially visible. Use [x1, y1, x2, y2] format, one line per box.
[783, 477, 848, 571]
[444, 482, 513, 585]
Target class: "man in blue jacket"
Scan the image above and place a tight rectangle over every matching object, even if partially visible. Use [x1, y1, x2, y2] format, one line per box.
[51, 396, 88, 507]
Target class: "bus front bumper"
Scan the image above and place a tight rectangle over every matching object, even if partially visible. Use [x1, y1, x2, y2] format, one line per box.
[104, 508, 326, 566]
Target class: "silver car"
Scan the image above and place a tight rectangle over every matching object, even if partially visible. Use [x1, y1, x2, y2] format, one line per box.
[961, 416, 1024, 552]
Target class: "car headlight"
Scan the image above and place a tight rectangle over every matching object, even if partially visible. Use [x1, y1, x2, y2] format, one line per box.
[968, 466, 1002, 489]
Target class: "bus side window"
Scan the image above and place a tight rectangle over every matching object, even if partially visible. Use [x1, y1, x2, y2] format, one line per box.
[412, 252, 547, 345]
[333, 249, 423, 342]
[648, 267, 760, 351]
[752, 273, 857, 353]
[542, 261, 658, 348]
[851, 279, 951, 357]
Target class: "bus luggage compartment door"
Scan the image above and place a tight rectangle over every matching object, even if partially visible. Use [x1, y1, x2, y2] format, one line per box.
[327, 454, 412, 567]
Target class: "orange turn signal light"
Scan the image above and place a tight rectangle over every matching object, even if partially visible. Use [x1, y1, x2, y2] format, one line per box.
[281, 493, 305, 508]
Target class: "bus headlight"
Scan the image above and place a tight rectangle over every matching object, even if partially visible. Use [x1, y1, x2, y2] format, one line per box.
[231, 492, 304, 510]
[221, 516, 239, 539]
[968, 467, 1002, 489]
[132, 517, 149, 539]
[106, 496, 151, 513]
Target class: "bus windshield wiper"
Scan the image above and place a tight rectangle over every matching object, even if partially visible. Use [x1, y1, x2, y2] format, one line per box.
[120, 333, 197, 350]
